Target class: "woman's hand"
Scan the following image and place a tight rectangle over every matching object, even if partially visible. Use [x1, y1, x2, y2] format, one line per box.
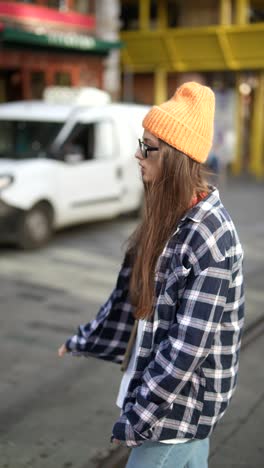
[58, 344, 67, 357]
[112, 438, 121, 445]
[110, 435, 122, 445]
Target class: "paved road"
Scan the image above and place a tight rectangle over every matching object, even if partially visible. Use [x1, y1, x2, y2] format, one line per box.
[0, 217, 136, 468]
[0, 177, 264, 468]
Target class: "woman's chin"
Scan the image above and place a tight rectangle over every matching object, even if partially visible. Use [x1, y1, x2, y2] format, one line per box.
[142, 172, 151, 183]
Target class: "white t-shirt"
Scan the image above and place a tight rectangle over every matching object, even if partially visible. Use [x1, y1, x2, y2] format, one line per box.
[116, 320, 188, 444]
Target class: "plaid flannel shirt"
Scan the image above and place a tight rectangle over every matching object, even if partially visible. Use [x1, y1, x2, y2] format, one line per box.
[66, 188, 244, 447]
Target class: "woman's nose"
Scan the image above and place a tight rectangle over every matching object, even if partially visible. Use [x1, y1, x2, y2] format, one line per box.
[135, 147, 143, 160]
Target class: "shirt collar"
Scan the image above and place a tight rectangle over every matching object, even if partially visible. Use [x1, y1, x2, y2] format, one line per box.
[180, 187, 220, 224]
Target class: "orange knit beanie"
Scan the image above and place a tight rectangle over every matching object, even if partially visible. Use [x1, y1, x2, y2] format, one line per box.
[143, 81, 215, 163]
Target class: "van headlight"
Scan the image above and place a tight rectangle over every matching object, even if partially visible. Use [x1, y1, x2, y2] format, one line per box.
[0, 174, 14, 190]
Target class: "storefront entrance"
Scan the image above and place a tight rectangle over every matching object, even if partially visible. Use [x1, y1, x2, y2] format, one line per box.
[0, 69, 23, 102]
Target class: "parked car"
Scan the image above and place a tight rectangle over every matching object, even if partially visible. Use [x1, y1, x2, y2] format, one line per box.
[0, 103, 149, 248]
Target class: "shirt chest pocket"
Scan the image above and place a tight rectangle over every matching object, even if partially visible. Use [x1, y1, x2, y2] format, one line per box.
[164, 264, 191, 306]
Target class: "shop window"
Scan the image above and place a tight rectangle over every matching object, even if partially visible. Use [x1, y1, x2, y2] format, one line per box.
[46, 1, 62, 9]
[0, 78, 5, 103]
[31, 71, 45, 99]
[177, 0, 219, 27]
[120, 2, 139, 30]
[55, 72, 72, 86]
[1, 70, 22, 102]
[38, 0, 95, 12]
[149, 0, 181, 29]
[250, 3, 264, 22]
[74, 0, 94, 14]
[168, 0, 180, 27]
[150, 1, 158, 29]
[26, 1, 67, 9]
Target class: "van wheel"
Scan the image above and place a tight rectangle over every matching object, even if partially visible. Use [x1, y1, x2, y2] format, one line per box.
[18, 203, 53, 249]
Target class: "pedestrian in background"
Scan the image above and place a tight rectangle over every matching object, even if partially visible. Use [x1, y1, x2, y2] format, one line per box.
[58, 82, 244, 468]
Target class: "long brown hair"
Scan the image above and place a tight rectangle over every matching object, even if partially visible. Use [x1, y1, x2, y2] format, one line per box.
[127, 140, 209, 320]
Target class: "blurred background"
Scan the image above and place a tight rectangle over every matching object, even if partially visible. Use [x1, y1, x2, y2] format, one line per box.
[0, 1, 264, 467]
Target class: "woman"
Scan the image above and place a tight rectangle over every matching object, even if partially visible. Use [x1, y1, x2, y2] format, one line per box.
[58, 82, 245, 468]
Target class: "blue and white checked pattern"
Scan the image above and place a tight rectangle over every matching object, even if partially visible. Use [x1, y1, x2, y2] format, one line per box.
[66, 189, 244, 447]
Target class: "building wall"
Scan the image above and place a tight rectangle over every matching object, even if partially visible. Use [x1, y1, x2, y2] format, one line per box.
[0, 1, 120, 101]
[0, 49, 103, 100]
[133, 73, 154, 104]
[177, 0, 219, 27]
[123, 71, 208, 105]
[168, 72, 207, 97]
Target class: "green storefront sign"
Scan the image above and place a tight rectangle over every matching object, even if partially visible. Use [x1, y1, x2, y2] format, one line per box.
[0, 26, 123, 53]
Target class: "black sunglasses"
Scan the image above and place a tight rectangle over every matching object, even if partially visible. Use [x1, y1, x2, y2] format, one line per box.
[138, 139, 159, 159]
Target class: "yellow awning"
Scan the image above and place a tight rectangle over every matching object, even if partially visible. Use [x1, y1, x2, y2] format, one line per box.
[121, 23, 264, 71]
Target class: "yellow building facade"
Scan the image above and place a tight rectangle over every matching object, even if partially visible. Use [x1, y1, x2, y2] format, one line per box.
[120, 0, 264, 178]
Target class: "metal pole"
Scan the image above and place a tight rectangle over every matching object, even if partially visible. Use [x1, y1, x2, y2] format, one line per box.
[157, 0, 168, 29]
[123, 69, 134, 102]
[231, 73, 243, 175]
[235, 0, 249, 25]
[249, 72, 264, 178]
[220, 0, 232, 25]
[154, 68, 167, 105]
[139, 0, 150, 30]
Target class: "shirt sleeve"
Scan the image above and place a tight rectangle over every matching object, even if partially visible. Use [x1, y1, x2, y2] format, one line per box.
[65, 253, 134, 360]
[112, 246, 232, 444]
[65, 288, 117, 353]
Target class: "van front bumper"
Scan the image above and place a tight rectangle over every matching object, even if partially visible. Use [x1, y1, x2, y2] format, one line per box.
[0, 199, 23, 242]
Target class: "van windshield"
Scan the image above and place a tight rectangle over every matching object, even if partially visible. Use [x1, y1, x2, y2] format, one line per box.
[0, 120, 63, 159]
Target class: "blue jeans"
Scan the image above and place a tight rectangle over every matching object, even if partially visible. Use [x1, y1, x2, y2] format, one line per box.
[126, 438, 209, 468]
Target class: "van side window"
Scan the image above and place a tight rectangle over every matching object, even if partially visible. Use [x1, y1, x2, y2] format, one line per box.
[62, 123, 94, 161]
[0, 121, 63, 159]
[62, 121, 114, 162]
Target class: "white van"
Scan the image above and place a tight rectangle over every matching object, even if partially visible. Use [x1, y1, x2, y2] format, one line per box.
[0, 103, 149, 248]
